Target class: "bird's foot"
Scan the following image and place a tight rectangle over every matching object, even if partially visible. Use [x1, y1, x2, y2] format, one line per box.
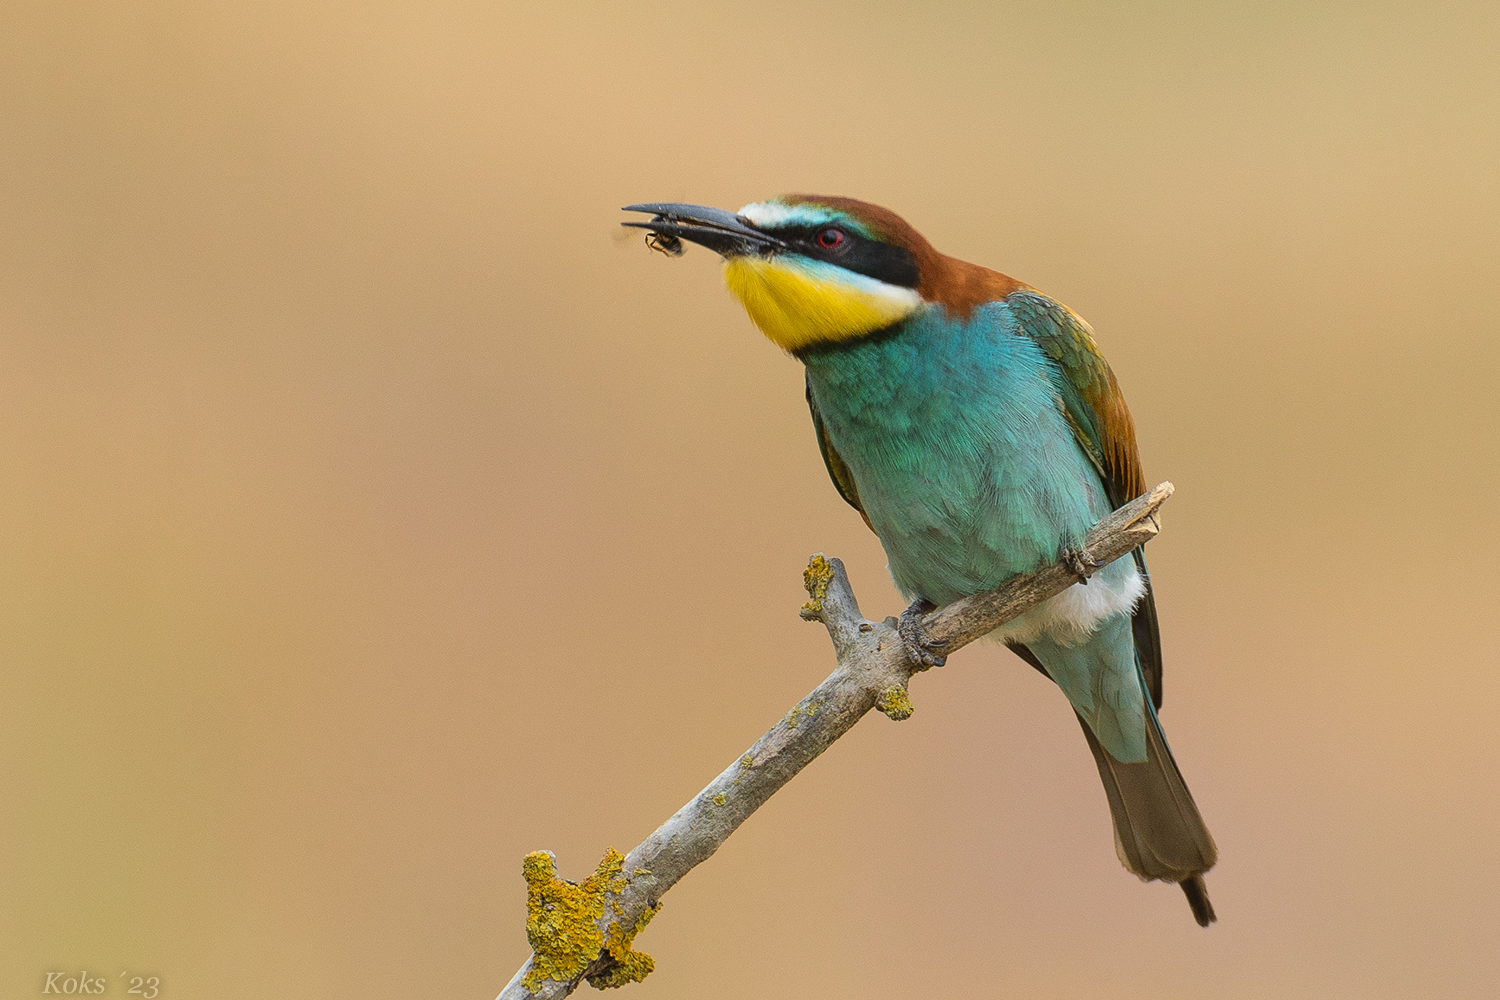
[1061, 545, 1104, 585]
[897, 599, 948, 669]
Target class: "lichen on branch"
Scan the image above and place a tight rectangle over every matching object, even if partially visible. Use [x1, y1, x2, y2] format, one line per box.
[588, 902, 658, 989]
[522, 849, 655, 992]
[876, 685, 914, 721]
[800, 554, 834, 618]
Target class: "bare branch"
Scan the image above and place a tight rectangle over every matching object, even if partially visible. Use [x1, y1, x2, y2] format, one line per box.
[497, 482, 1175, 999]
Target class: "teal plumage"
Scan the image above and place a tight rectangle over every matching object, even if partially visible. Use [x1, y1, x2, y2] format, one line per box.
[624, 194, 1218, 926]
[803, 297, 1147, 760]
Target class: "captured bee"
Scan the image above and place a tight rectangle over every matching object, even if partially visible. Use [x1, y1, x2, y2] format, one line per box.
[645, 231, 685, 257]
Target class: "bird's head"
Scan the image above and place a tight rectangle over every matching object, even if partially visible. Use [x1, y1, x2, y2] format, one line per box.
[623, 195, 1024, 353]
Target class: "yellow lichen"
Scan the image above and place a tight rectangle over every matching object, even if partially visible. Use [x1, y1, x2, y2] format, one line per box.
[588, 902, 659, 989]
[739, 753, 755, 769]
[711, 792, 727, 806]
[801, 555, 833, 615]
[785, 705, 799, 729]
[521, 848, 655, 992]
[876, 686, 914, 721]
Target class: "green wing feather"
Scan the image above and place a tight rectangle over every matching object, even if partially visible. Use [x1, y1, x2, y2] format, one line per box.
[806, 375, 872, 529]
[1003, 293, 1145, 503]
[1005, 292, 1164, 709]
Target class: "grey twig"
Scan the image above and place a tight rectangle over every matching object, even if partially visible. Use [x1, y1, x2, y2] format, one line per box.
[497, 482, 1175, 999]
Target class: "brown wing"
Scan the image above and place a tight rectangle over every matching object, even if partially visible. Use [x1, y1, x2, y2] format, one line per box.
[1006, 292, 1163, 708]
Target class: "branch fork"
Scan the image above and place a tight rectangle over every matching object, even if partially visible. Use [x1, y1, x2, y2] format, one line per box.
[498, 482, 1175, 999]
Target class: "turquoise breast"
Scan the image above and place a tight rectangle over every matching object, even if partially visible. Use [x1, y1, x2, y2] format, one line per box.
[802, 302, 1112, 605]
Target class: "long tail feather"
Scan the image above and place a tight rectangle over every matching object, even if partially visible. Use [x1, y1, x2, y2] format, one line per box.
[1010, 637, 1218, 925]
[1076, 695, 1218, 925]
[1180, 875, 1216, 927]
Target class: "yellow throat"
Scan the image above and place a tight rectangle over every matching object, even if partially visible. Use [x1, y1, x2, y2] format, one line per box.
[723, 255, 923, 352]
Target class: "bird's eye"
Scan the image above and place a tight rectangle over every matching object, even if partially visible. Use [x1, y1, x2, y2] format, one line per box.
[816, 228, 847, 250]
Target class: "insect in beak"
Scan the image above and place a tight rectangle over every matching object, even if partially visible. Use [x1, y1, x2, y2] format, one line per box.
[645, 232, 685, 257]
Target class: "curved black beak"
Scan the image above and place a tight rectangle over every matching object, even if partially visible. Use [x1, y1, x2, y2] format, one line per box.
[622, 202, 787, 258]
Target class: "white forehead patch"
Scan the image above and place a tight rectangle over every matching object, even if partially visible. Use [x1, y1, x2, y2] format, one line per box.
[737, 200, 838, 230]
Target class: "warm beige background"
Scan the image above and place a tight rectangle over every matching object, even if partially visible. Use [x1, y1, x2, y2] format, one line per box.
[3, 2, 1497, 997]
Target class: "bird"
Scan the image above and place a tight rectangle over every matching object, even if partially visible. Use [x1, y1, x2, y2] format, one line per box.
[622, 195, 1218, 927]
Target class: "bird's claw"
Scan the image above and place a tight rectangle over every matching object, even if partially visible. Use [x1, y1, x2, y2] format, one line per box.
[898, 599, 948, 669]
[1062, 545, 1104, 584]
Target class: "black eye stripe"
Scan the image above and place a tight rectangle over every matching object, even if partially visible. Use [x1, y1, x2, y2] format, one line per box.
[769, 226, 921, 289]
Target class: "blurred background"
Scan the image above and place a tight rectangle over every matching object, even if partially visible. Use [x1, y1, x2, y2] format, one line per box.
[3, 2, 1497, 997]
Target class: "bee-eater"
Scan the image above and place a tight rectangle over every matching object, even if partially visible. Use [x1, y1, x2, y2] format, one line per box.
[623, 196, 1218, 926]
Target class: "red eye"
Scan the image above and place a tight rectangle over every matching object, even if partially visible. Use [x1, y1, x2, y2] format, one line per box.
[816, 228, 846, 250]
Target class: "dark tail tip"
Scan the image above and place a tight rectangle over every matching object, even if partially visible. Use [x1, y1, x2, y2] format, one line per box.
[1181, 875, 1217, 927]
